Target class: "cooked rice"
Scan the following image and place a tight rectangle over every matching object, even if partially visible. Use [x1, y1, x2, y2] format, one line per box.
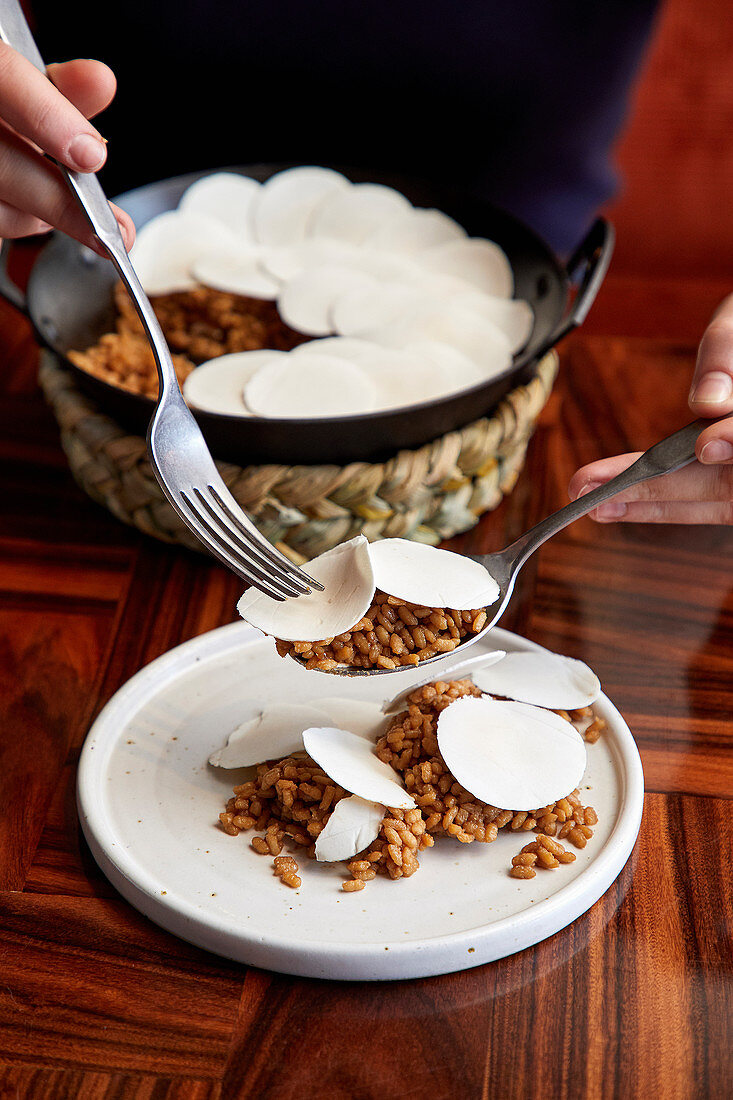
[219, 753, 434, 890]
[273, 855, 301, 889]
[509, 835, 577, 879]
[68, 329, 195, 399]
[219, 677, 602, 891]
[275, 591, 488, 672]
[69, 282, 309, 399]
[555, 704, 607, 744]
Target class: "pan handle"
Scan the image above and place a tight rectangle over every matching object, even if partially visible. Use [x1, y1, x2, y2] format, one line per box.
[0, 237, 29, 313]
[528, 217, 615, 362]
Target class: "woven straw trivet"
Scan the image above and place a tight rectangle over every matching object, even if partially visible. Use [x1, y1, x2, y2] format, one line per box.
[38, 350, 558, 564]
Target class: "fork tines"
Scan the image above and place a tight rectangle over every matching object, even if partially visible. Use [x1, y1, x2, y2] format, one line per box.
[176, 484, 321, 600]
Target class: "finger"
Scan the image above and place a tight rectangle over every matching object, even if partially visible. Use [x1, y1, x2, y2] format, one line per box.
[109, 201, 136, 250]
[569, 452, 733, 505]
[689, 293, 733, 415]
[0, 197, 51, 237]
[695, 414, 733, 465]
[0, 121, 134, 250]
[586, 498, 733, 525]
[568, 453, 641, 502]
[46, 59, 116, 121]
[0, 42, 107, 171]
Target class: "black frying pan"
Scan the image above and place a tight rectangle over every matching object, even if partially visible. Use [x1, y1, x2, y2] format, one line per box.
[2, 163, 614, 465]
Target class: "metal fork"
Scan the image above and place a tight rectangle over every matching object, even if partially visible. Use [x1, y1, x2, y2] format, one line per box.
[0, 0, 321, 600]
[325, 416, 718, 676]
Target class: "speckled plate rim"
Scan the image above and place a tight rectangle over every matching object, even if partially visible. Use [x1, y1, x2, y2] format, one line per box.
[76, 622, 644, 981]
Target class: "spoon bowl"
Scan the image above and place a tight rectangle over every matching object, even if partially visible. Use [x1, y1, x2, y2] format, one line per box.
[291, 416, 713, 677]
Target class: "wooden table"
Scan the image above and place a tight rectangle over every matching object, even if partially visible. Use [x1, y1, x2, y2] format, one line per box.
[1, 265, 732, 1099]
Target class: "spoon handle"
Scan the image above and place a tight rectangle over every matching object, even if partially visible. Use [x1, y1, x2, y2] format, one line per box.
[503, 417, 717, 567]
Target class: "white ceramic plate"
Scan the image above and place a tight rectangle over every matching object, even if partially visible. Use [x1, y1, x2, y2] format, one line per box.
[77, 624, 643, 981]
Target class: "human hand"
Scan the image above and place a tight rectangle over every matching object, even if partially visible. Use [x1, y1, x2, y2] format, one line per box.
[567, 293, 733, 524]
[0, 44, 134, 252]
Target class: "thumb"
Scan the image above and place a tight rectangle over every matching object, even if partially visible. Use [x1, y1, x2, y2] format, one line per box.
[689, 293, 733, 414]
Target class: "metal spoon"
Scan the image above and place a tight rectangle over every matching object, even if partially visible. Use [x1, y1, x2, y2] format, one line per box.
[295, 416, 715, 677]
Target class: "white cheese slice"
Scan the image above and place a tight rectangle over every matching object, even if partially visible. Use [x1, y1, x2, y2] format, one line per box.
[420, 238, 514, 298]
[437, 695, 587, 811]
[237, 535, 375, 642]
[308, 182, 413, 245]
[303, 726, 416, 809]
[243, 352, 378, 418]
[179, 172, 261, 242]
[130, 210, 232, 296]
[252, 166, 350, 246]
[472, 651, 601, 710]
[315, 795, 385, 862]
[368, 539, 500, 610]
[208, 702, 332, 768]
[277, 265, 376, 336]
[183, 350, 285, 415]
[365, 207, 467, 253]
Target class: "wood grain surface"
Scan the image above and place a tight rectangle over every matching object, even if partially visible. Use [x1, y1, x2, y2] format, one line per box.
[1, 261, 732, 1098]
[4, 0, 733, 1089]
[604, 0, 733, 281]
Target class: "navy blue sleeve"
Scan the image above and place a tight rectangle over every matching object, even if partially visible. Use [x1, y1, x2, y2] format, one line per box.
[32, 0, 659, 254]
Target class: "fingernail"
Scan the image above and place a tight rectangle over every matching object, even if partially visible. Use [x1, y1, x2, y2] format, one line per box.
[68, 133, 107, 171]
[118, 221, 134, 250]
[691, 372, 733, 405]
[575, 480, 601, 500]
[700, 439, 733, 463]
[595, 501, 627, 519]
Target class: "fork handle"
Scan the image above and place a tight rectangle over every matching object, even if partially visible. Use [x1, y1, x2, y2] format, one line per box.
[504, 417, 723, 567]
[0, 0, 179, 393]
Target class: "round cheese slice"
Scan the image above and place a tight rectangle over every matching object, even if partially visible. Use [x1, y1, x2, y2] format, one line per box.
[178, 172, 261, 242]
[365, 207, 467, 253]
[436, 695, 587, 811]
[364, 300, 513, 376]
[192, 247, 279, 300]
[183, 350, 285, 415]
[261, 238, 362, 282]
[307, 182, 413, 245]
[290, 335, 382, 365]
[129, 210, 232, 296]
[243, 353, 378, 419]
[331, 283, 429, 336]
[472, 651, 601, 710]
[368, 539, 500, 610]
[236, 535, 375, 642]
[403, 340, 485, 393]
[314, 795, 385, 862]
[292, 339, 463, 412]
[252, 166, 350, 246]
[208, 702, 333, 768]
[303, 726, 416, 809]
[435, 286, 534, 352]
[420, 238, 514, 298]
[277, 266, 377, 336]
